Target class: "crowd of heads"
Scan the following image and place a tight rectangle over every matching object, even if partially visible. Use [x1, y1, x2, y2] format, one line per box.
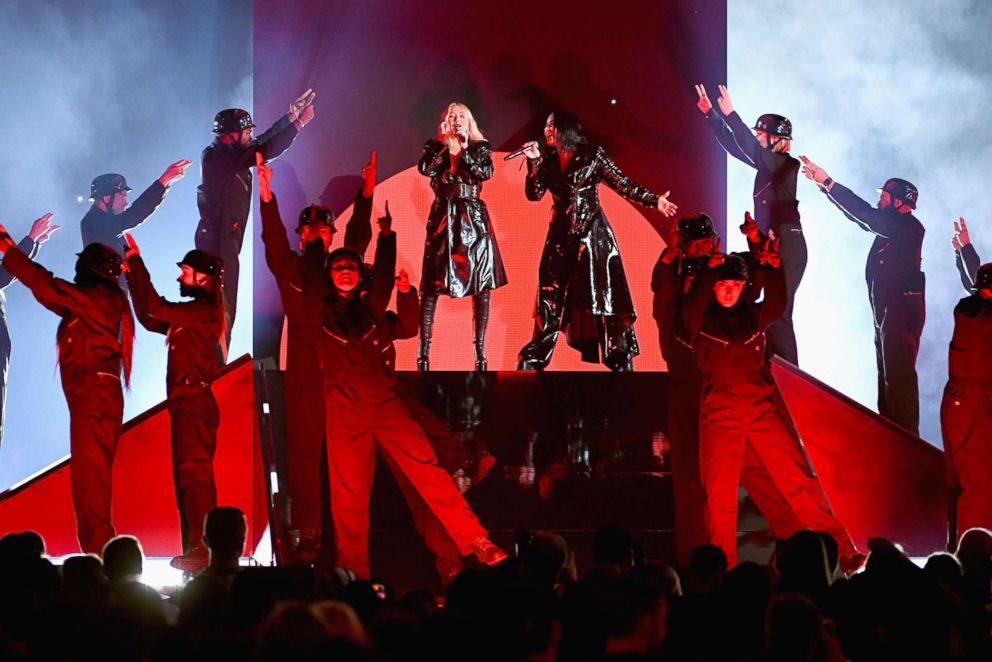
[1, 510, 990, 660]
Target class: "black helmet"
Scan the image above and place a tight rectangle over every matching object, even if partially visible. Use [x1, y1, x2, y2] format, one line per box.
[677, 213, 716, 242]
[327, 246, 363, 267]
[77, 243, 123, 282]
[297, 205, 337, 233]
[213, 108, 254, 134]
[975, 263, 992, 290]
[715, 254, 749, 281]
[89, 173, 132, 202]
[753, 113, 793, 140]
[178, 249, 224, 279]
[877, 178, 918, 210]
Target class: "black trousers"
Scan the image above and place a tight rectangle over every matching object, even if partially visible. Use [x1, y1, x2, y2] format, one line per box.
[872, 292, 925, 434]
[764, 223, 807, 367]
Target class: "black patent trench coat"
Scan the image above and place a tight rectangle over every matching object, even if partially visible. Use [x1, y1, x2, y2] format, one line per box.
[418, 139, 508, 298]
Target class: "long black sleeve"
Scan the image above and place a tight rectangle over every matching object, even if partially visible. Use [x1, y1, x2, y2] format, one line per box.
[344, 187, 374, 257]
[525, 156, 548, 201]
[955, 244, 982, 292]
[681, 267, 719, 341]
[650, 256, 681, 359]
[107, 180, 168, 239]
[0, 236, 38, 290]
[824, 183, 895, 237]
[388, 287, 420, 340]
[234, 115, 299, 171]
[367, 232, 397, 315]
[418, 140, 448, 178]
[594, 147, 660, 208]
[459, 141, 494, 182]
[705, 110, 755, 167]
[755, 265, 788, 331]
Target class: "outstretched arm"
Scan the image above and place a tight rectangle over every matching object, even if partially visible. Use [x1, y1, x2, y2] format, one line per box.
[108, 159, 191, 239]
[0, 227, 87, 318]
[800, 157, 896, 237]
[595, 147, 676, 216]
[0, 213, 59, 290]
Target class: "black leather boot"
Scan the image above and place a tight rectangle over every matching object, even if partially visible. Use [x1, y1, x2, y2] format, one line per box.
[418, 294, 438, 371]
[472, 291, 490, 371]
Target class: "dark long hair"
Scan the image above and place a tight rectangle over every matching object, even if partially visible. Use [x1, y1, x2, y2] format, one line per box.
[70, 270, 135, 388]
[551, 110, 588, 153]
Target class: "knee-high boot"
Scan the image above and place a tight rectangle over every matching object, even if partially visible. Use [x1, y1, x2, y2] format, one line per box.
[418, 293, 439, 371]
[472, 291, 490, 372]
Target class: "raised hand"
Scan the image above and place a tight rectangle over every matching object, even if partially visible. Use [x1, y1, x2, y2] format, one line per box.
[952, 216, 971, 250]
[694, 84, 712, 114]
[362, 150, 377, 197]
[657, 191, 678, 217]
[288, 88, 316, 122]
[122, 233, 140, 259]
[740, 211, 761, 243]
[378, 200, 393, 236]
[256, 152, 273, 202]
[159, 159, 193, 187]
[799, 155, 830, 186]
[759, 236, 782, 268]
[437, 120, 451, 143]
[396, 268, 411, 293]
[296, 103, 315, 128]
[28, 212, 61, 244]
[716, 85, 734, 116]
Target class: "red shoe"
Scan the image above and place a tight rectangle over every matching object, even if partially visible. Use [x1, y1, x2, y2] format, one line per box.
[840, 551, 868, 574]
[170, 544, 209, 575]
[469, 537, 508, 566]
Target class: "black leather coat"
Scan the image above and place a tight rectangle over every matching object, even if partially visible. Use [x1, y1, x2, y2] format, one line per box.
[418, 139, 507, 298]
[525, 143, 659, 362]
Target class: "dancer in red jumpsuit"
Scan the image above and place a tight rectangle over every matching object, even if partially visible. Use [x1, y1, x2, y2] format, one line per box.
[302, 210, 505, 579]
[652, 213, 804, 565]
[943, 214, 992, 547]
[681, 242, 862, 570]
[259, 156, 497, 580]
[0, 231, 133, 555]
[123, 237, 226, 572]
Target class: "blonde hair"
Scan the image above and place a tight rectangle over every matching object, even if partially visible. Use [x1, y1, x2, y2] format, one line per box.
[442, 102, 485, 142]
[772, 138, 792, 154]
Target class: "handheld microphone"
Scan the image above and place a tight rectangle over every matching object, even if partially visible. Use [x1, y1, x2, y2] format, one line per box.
[504, 142, 538, 161]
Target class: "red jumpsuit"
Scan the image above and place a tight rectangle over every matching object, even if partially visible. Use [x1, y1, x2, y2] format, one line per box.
[307, 233, 492, 578]
[262, 196, 469, 579]
[652, 255, 803, 564]
[3, 246, 133, 555]
[682, 263, 856, 566]
[941, 287, 992, 544]
[126, 255, 224, 552]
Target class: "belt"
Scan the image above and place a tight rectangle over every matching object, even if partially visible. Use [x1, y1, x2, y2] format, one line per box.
[437, 183, 481, 200]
